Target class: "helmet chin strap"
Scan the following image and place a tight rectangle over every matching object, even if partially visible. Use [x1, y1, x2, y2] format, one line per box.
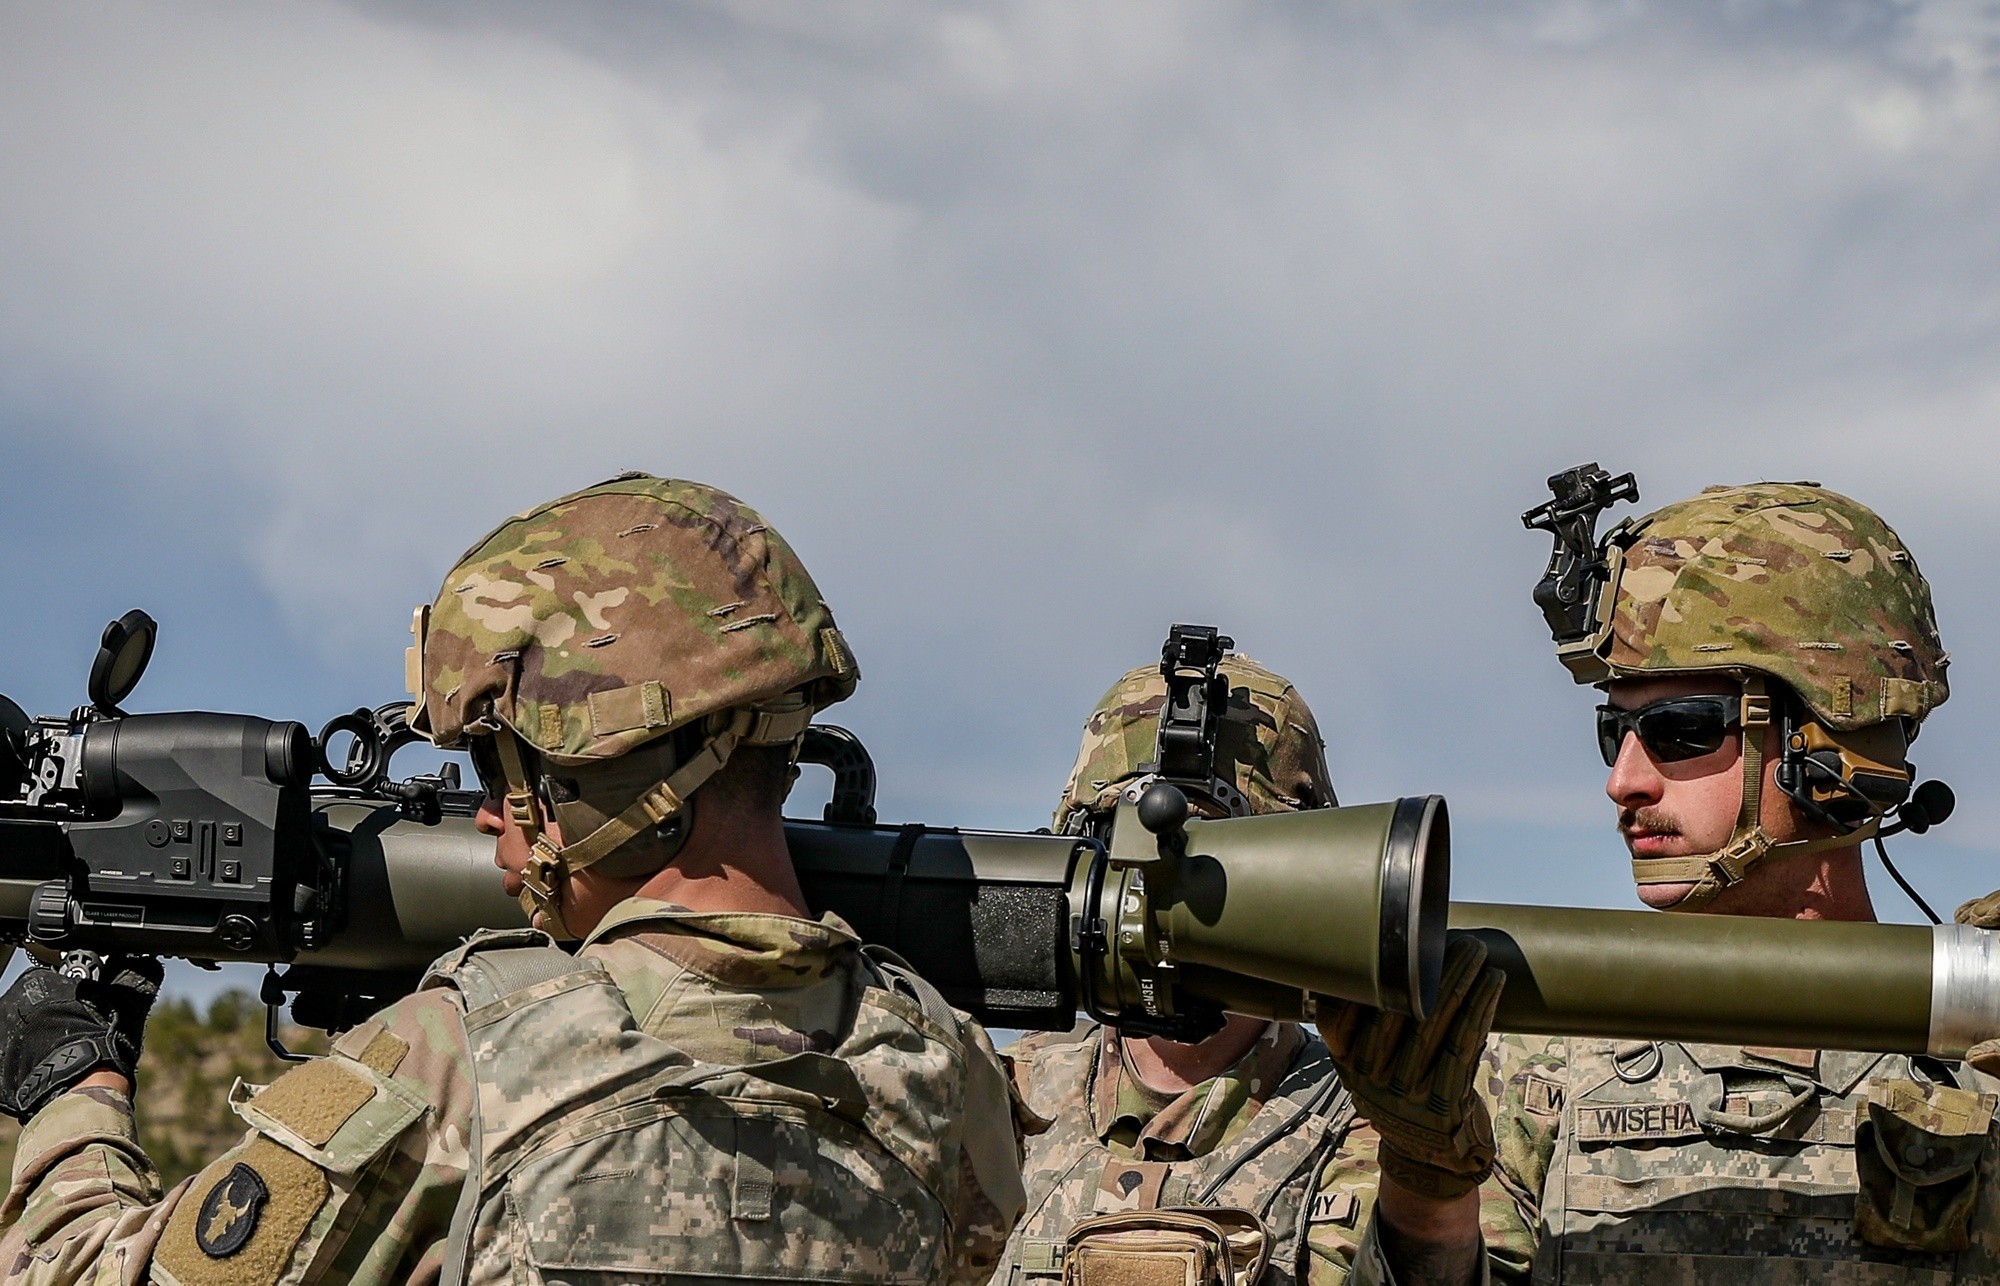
[488, 700, 815, 941]
[1629, 676, 1880, 912]
[489, 730, 580, 941]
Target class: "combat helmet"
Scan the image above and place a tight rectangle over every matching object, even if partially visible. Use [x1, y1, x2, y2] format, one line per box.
[1536, 474, 1948, 909]
[407, 472, 858, 935]
[1054, 648, 1334, 836]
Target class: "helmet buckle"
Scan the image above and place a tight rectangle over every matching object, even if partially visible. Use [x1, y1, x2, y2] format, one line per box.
[506, 790, 539, 834]
[523, 848, 561, 900]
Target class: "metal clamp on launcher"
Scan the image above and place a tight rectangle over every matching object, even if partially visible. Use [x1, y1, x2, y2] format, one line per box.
[1070, 783, 1451, 1040]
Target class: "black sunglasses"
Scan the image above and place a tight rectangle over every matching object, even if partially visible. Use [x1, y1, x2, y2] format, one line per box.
[1596, 696, 1742, 767]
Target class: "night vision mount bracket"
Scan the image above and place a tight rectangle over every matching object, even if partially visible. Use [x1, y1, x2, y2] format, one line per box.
[1523, 462, 1640, 683]
[1072, 623, 1249, 1042]
[1134, 624, 1249, 820]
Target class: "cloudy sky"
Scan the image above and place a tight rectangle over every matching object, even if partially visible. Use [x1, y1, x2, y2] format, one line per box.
[4, 0, 1999, 1003]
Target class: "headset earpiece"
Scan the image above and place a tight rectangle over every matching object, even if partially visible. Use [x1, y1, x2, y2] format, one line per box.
[1774, 702, 1913, 829]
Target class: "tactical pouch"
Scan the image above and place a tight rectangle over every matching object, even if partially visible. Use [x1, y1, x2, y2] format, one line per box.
[1063, 1206, 1271, 1286]
[1855, 1077, 1997, 1253]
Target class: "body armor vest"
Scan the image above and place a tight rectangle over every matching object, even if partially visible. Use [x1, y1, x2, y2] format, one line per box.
[997, 1025, 1354, 1286]
[426, 927, 971, 1285]
[1535, 1037, 2000, 1283]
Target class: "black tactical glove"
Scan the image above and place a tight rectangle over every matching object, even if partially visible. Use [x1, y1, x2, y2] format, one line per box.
[0, 956, 163, 1121]
[1316, 936, 1505, 1201]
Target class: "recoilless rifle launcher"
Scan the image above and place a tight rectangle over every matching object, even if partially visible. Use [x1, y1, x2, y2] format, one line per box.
[2, 602, 1997, 1062]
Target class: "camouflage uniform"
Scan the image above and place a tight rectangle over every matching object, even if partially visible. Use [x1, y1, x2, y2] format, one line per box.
[0, 900, 1022, 1284]
[1368, 480, 1994, 1283]
[1474, 1034, 2000, 1281]
[1005, 653, 1375, 1283]
[0, 475, 1024, 1285]
[995, 1021, 1378, 1285]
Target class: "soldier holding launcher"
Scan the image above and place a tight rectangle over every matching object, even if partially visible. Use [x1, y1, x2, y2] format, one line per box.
[1348, 477, 2000, 1283]
[0, 474, 1025, 1285]
[996, 648, 1385, 1285]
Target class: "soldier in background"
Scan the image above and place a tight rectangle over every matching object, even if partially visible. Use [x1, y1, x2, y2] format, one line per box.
[994, 653, 1385, 1285]
[1349, 481, 2000, 1283]
[0, 474, 1025, 1284]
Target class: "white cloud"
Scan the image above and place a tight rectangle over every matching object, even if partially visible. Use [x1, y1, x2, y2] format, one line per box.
[4, 0, 2000, 913]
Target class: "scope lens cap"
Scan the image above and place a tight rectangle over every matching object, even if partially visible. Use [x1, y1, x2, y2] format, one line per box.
[88, 610, 158, 712]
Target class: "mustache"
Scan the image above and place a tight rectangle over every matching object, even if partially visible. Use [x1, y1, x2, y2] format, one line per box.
[1618, 806, 1681, 838]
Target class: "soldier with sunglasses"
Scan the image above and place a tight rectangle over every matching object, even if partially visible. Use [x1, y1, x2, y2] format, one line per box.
[0, 475, 1026, 1286]
[1349, 481, 2000, 1284]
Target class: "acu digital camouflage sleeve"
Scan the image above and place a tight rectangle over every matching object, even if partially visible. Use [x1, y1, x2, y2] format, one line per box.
[0, 985, 476, 1286]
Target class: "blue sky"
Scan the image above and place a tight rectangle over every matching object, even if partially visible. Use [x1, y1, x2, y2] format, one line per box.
[4, 0, 2000, 1003]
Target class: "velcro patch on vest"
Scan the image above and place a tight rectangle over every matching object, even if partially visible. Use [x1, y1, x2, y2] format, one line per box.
[1306, 1191, 1359, 1226]
[356, 1027, 410, 1078]
[1521, 1073, 1564, 1118]
[1019, 1238, 1067, 1275]
[157, 1137, 330, 1286]
[246, 1058, 376, 1147]
[1097, 1159, 1171, 1213]
[1572, 1098, 1703, 1144]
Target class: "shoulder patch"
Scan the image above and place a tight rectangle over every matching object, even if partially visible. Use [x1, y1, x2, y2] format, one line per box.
[196, 1162, 267, 1256]
[248, 1058, 376, 1147]
[158, 1137, 329, 1286]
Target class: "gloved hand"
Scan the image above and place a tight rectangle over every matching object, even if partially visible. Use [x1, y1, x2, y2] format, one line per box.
[0, 955, 163, 1121]
[88, 955, 164, 1064]
[1316, 936, 1505, 1201]
[1956, 897, 2000, 1076]
[1957, 890, 2000, 929]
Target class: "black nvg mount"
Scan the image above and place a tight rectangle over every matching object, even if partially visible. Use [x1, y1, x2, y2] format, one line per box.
[1064, 623, 1245, 842]
[1522, 461, 1640, 654]
[1067, 623, 1243, 1041]
[1151, 624, 1249, 819]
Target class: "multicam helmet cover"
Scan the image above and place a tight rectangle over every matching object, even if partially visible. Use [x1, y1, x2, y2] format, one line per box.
[412, 472, 856, 760]
[1054, 654, 1334, 833]
[1598, 482, 1947, 732]
[1571, 481, 1949, 910]
[408, 473, 858, 932]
